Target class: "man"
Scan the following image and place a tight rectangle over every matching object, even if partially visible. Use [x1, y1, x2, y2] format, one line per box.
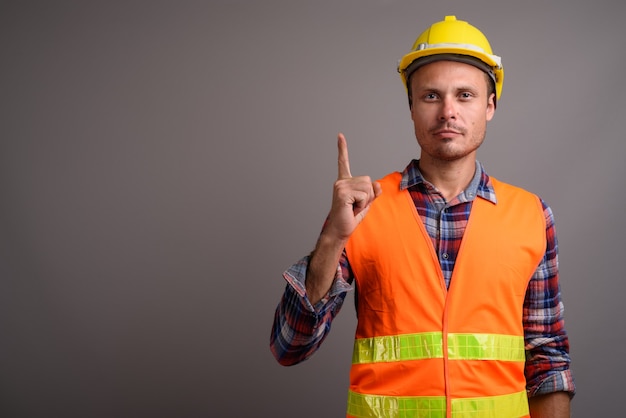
[270, 15, 575, 417]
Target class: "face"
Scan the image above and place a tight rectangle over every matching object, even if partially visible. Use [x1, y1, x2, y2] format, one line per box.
[409, 60, 495, 163]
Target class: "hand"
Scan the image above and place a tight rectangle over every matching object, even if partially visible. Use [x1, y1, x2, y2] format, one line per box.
[324, 133, 382, 242]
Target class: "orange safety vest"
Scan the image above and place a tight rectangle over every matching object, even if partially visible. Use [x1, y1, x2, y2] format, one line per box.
[344, 172, 546, 418]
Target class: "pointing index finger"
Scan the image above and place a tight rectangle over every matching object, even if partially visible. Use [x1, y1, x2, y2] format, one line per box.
[337, 133, 352, 179]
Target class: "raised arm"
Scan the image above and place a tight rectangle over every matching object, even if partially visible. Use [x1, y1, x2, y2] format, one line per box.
[270, 134, 381, 365]
[305, 133, 382, 304]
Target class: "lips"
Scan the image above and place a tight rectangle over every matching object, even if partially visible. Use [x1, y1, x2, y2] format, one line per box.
[431, 124, 465, 136]
[432, 129, 463, 140]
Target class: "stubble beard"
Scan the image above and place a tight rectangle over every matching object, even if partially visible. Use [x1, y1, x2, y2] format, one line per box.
[417, 125, 487, 162]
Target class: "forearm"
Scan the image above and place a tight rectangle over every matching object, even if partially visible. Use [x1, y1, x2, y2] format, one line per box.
[524, 273, 575, 397]
[270, 285, 334, 366]
[270, 255, 352, 366]
[271, 133, 378, 365]
[529, 392, 571, 418]
[306, 231, 348, 305]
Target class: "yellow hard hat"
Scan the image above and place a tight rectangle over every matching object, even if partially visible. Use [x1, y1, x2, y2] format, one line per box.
[398, 15, 504, 100]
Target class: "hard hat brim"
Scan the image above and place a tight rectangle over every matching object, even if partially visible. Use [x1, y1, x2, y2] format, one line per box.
[398, 47, 503, 99]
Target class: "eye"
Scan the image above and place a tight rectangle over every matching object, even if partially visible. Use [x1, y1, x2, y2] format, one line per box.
[424, 92, 439, 101]
[459, 91, 474, 100]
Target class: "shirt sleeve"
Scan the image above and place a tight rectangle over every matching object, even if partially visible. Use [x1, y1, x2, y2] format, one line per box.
[269, 252, 353, 366]
[523, 200, 576, 397]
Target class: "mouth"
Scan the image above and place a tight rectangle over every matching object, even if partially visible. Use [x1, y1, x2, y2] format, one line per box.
[432, 129, 462, 139]
[431, 124, 465, 138]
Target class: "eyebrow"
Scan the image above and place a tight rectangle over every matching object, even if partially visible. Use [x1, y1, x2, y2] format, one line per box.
[417, 84, 480, 93]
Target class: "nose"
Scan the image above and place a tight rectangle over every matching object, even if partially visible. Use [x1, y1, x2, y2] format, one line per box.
[438, 97, 457, 121]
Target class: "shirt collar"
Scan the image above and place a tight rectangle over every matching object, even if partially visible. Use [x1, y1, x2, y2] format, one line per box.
[400, 159, 497, 204]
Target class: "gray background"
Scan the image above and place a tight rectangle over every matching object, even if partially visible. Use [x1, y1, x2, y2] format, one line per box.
[1, 0, 624, 417]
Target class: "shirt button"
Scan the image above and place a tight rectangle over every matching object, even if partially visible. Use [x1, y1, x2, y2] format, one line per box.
[442, 253, 449, 260]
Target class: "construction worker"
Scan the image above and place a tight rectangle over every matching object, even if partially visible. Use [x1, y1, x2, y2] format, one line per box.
[270, 15, 575, 417]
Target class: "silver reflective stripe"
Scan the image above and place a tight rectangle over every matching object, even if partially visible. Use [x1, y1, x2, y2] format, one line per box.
[414, 42, 502, 68]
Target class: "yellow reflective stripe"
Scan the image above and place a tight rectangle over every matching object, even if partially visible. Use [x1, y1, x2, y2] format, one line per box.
[347, 390, 446, 418]
[451, 391, 529, 417]
[347, 390, 529, 418]
[352, 333, 524, 364]
[352, 332, 443, 364]
[447, 333, 525, 361]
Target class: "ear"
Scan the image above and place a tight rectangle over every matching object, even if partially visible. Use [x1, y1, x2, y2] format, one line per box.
[407, 74, 416, 113]
[486, 92, 496, 121]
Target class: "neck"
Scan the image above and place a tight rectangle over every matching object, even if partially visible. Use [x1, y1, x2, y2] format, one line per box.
[418, 156, 477, 201]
